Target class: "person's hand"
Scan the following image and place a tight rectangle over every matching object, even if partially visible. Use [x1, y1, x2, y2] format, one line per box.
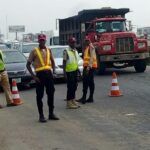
[85, 66, 90, 75]
[77, 69, 82, 78]
[33, 76, 40, 83]
[53, 69, 56, 78]
[53, 68, 56, 74]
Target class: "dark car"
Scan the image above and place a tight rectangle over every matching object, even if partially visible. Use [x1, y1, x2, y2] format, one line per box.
[2, 49, 34, 86]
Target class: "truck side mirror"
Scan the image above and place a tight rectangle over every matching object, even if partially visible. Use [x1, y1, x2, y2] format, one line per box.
[126, 20, 132, 31]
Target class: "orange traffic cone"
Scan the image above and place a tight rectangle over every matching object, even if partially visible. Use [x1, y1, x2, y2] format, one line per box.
[109, 72, 123, 97]
[12, 79, 23, 105]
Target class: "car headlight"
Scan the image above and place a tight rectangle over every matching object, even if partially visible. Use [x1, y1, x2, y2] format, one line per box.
[138, 42, 145, 49]
[103, 45, 111, 51]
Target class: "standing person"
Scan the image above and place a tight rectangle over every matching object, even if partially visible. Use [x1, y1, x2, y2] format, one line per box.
[63, 37, 81, 109]
[26, 34, 59, 122]
[78, 37, 97, 104]
[0, 50, 17, 108]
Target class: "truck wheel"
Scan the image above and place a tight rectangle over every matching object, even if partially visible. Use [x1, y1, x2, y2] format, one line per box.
[134, 60, 147, 73]
[96, 56, 106, 74]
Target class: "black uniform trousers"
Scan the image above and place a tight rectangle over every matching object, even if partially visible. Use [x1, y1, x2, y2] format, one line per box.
[36, 70, 55, 117]
[66, 70, 78, 101]
[82, 67, 95, 98]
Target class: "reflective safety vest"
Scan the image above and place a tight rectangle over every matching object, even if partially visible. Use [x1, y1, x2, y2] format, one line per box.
[83, 46, 97, 68]
[0, 50, 5, 71]
[65, 48, 78, 72]
[34, 48, 52, 72]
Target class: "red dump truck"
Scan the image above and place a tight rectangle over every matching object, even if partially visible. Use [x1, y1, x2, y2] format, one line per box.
[59, 8, 150, 74]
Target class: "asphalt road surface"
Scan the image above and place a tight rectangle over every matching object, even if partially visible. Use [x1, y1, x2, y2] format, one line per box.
[0, 67, 150, 150]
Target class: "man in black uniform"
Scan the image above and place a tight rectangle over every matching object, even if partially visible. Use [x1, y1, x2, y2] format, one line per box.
[78, 37, 97, 104]
[26, 34, 59, 122]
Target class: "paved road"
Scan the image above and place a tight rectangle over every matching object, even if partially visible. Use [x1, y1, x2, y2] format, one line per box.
[0, 67, 150, 150]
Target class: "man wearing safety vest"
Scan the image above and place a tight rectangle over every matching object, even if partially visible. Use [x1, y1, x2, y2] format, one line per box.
[26, 34, 59, 122]
[63, 37, 81, 109]
[78, 36, 97, 104]
[0, 50, 18, 108]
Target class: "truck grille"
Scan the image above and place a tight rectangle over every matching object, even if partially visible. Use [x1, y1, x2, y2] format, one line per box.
[116, 37, 134, 53]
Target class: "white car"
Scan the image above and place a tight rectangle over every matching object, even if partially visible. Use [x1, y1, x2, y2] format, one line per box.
[49, 45, 83, 79]
[19, 42, 39, 58]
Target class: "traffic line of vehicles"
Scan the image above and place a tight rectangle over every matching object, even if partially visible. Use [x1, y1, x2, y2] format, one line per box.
[19, 43, 83, 80]
[0, 43, 83, 87]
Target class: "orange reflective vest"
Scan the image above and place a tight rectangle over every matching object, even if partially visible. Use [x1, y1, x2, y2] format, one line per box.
[83, 46, 97, 68]
[34, 48, 52, 72]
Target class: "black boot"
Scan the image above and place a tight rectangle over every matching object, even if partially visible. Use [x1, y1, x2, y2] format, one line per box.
[39, 115, 47, 123]
[77, 96, 86, 104]
[86, 88, 94, 103]
[49, 113, 59, 120]
[49, 110, 59, 120]
[76, 94, 86, 104]
[86, 96, 94, 103]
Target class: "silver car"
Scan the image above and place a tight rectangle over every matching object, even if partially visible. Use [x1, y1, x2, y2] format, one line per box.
[49, 45, 83, 79]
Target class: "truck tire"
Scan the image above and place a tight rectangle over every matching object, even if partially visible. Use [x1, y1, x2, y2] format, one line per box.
[96, 55, 106, 74]
[134, 60, 147, 73]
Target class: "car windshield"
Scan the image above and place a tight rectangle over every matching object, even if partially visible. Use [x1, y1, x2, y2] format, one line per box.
[3, 51, 26, 63]
[22, 43, 39, 53]
[51, 47, 68, 58]
[96, 21, 126, 33]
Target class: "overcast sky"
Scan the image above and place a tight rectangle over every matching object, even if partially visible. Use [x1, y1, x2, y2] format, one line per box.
[0, 0, 149, 39]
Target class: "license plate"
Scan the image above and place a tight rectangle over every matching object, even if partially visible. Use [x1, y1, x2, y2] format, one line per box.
[12, 78, 21, 83]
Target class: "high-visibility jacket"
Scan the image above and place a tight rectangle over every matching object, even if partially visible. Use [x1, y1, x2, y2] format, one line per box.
[0, 50, 5, 71]
[83, 46, 97, 68]
[65, 48, 79, 72]
[34, 48, 52, 72]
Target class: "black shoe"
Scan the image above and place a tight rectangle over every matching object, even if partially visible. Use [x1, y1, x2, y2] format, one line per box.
[49, 114, 59, 120]
[7, 103, 17, 107]
[0, 104, 3, 109]
[39, 116, 47, 123]
[77, 98, 86, 104]
[86, 98, 94, 103]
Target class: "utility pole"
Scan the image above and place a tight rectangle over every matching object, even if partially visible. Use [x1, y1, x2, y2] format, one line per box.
[15, 32, 18, 40]
[56, 19, 59, 30]
[6, 15, 8, 39]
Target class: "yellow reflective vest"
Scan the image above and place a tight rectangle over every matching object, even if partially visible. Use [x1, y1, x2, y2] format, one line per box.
[83, 46, 97, 68]
[65, 48, 79, 72]
[34, 48, 52, 72]
[0, 50, 5, 71]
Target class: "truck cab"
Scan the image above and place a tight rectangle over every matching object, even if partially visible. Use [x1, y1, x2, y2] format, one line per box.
[85, 16, 149, 73]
